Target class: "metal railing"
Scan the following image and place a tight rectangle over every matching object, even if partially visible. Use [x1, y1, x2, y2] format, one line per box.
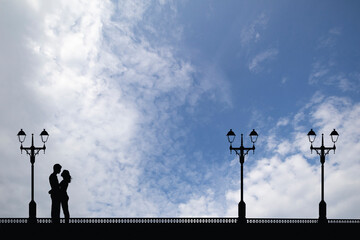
[1, 217, 360, 224]
[246, 218, 319, 224]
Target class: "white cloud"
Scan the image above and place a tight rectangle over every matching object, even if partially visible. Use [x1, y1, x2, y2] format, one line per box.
[34, 0, 195, 217]
[1, 1, 359, 220]
[248, 48, 278, 73]
[240, 13, 269, 46]
[276, 117, 289, 127]
[244, 154, 319, 217]
[317, 27, 342, 49]
[0, 0, 232, 218]
[308, 60, 332, 85]
[223, 95, 360, 218]
[178, 189, 224, 217]
[179, 94, 360, 218]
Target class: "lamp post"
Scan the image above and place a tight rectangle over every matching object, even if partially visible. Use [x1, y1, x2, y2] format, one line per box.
[307, 128, 339, 224]
[17, 129, 49, 223]
[226, 129, 258, 224]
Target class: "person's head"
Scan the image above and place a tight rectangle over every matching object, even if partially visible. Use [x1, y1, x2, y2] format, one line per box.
[61, 170, 72, 183]
[53, 164, 62, 174]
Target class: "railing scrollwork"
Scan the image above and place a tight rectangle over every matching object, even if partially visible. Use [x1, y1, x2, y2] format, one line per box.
[0, 217, 359, 224]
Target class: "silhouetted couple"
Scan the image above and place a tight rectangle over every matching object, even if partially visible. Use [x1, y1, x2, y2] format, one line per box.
[49, 164, 71, 223]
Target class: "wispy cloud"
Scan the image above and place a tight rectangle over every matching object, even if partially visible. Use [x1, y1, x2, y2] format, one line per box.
[308, 60, 331, 84]
[309, 27, 360, 92]
[309, 60, 360, 92]
[317, 27, 342, 49]
[248, 48, 278, 73]
[240, 13, 269, 46]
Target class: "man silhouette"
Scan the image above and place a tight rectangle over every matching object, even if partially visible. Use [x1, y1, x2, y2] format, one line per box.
[49, 163, 62, 223]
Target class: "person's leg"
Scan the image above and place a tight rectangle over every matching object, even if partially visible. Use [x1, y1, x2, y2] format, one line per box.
[51, 196, 55, 222]
[53, 196, 60, 223]
[62, 200, 70, 223]
[51, 196, 60, 223]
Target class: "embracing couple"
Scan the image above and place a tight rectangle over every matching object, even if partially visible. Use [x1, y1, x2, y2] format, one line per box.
[49, 163, 72, 223]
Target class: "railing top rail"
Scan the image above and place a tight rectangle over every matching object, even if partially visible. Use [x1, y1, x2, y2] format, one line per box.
[1, 217, 359, 224]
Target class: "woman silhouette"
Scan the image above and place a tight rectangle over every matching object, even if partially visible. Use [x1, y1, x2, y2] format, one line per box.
[60, 170, 71, 223]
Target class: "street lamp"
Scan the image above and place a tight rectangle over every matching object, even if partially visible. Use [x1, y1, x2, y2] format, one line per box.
[17, 129, 49, 223]
[307, 128, 339, 223]
[226, 129, 258, 224]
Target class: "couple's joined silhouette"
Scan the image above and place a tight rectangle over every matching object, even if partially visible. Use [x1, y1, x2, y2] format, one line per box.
[49, 164, 71, 223]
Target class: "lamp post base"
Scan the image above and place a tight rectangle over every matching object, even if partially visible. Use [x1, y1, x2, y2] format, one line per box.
[238, 201, 246, 224]
[28, 200, 37, 223]
[318, 200, 327, 223]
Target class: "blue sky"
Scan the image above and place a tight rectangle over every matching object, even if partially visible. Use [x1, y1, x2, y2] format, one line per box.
[0, 0, 360, 218]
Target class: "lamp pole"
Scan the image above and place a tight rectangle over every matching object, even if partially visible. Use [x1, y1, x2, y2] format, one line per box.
[307, 129, 339, 224]
[227, 129, 258, 224]
[17, 129, 49, 224]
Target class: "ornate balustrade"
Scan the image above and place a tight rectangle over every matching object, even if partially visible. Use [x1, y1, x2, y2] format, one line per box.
[1, 217, 360, 224]
[1, 218, 238, 224]
[328, 219, 360, 224]
[246, 218, 318, 224]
